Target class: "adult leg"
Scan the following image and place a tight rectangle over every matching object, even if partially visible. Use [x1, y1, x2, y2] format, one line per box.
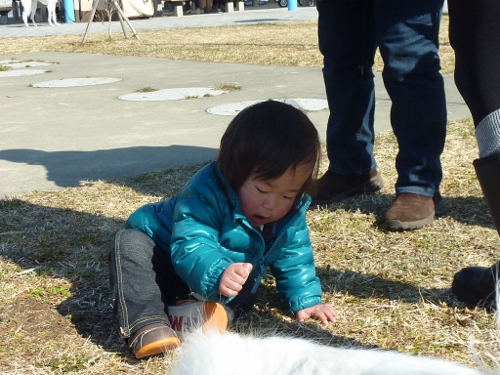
[451, 154, 500, 309]
[202, 0, 214, 11]
[199, 0, 214, 13]
[449, 0, 500, 309]
[109, 229, 190, 356]
[376, 0, 447, 230]
[313, 0, 384, 205]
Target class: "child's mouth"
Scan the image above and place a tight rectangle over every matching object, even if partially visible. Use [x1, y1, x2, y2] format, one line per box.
[253, 214, 268, 224]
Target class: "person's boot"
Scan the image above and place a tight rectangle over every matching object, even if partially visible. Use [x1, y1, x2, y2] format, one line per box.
[452, 262, 499, 310]
[474, 153, 500, 236]
[452, 153, 500, 310]
[380, 193, 442, 231]
[311, 170, 383, 206]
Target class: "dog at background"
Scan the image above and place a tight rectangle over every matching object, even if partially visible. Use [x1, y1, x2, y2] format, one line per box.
[21, 0, 59, 27]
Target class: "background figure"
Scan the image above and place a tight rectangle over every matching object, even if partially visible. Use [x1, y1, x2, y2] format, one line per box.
[214, 0, 227, 11]
[314, 0, 447, 232]
[448, 0, 500, 309]
[199, 0, 216, 12]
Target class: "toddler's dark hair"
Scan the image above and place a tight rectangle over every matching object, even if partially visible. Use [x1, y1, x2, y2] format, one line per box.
[217, 100, 321, 197]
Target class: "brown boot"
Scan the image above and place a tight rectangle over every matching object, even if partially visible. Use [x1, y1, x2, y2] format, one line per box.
[311, 170, 383, 206]
[380, 193, 441, 231]
[128, 322, 181, 359]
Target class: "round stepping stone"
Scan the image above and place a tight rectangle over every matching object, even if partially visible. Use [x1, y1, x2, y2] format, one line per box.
[0, 69, 48, 78]
[118, 87, 227, 101]
[207, 98, 328, 116]
[31, 77, 122, 88]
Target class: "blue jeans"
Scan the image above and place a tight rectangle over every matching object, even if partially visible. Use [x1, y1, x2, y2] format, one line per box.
[317, 0, 447, 197]
[109, 229, 257, 338]
[109, 229, 191, 338]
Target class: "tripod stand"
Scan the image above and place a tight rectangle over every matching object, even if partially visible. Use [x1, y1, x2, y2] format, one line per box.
[82, 0, 140, 44]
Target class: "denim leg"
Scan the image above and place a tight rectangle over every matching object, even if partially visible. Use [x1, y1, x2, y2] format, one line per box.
[317, 0, 379, 176]
[109, 229, 191, 338]
[376, 0, 446, 196]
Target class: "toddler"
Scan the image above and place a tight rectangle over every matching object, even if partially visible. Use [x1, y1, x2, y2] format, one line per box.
[108, 100, 339, 359]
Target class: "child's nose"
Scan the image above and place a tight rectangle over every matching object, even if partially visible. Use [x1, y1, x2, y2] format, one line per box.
[262, 195, 277, 210]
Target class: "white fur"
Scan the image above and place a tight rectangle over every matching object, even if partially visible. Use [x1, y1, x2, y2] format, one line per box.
[170, 330, 482, 375]
[21, 0, 59, 27]
[45, 0, 59, 26]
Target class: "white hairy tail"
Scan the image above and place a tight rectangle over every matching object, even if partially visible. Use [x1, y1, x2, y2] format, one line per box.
[170, 283, 500, 375]
[169, 329, 483, 375]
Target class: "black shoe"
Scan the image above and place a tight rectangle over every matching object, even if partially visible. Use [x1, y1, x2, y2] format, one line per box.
[311, 170, 383, 206]
[451, 261, 499, 311]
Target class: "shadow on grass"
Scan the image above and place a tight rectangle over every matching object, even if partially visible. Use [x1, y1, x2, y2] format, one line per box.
[0, 200, 409, 359]
[0, 198, 125, 355]
[232, 281, 374, 349]
[0, 171, 490, 364]
[316, 266, 461, 308]
[0, 197, 373, 359]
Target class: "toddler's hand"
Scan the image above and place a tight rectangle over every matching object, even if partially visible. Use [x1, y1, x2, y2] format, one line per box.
[295, 304, 339, 325]
[219, 262, 253, 298]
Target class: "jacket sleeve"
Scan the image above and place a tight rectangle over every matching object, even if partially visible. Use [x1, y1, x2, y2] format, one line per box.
[169, 185, 234, 301]
[125, 200, 175, 252]
[270, 217, 323, 313]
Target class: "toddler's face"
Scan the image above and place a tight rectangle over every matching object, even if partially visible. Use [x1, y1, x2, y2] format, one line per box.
[238, 164, 312, 227]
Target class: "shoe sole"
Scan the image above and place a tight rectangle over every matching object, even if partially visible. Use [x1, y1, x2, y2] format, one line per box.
[135, 336, 181, 359]
[202, 301, 229, 333]
[379, 211, 435, 231]
[311, 174, 384, 206]
[168, 301, 229, 339]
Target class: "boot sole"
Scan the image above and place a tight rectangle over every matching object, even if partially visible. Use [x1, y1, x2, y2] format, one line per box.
[379, 211, 435, 231]
[135, 336, 181, 359]
[202, 301, 230, 334]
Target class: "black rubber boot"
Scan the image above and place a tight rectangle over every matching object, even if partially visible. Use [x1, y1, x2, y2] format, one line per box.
[451, 153, 500, 310]
[452, 262, 499, 310]
[474, 153, 500, 236]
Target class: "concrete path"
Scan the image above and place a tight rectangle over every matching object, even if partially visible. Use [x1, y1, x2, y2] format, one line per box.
[0, 6, 470, 198]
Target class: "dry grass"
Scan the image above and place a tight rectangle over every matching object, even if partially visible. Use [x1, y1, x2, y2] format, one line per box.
[0, 16, 455, 74]
[1, 13, 497, 375]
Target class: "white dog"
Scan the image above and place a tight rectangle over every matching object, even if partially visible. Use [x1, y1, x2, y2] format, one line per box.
[170, 329, 484, 375]
[170, 284, 500, 375]
[21, 0, 59, 27]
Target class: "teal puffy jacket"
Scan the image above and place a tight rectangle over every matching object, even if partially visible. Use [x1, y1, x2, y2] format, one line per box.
[126, 162, 323, 313]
